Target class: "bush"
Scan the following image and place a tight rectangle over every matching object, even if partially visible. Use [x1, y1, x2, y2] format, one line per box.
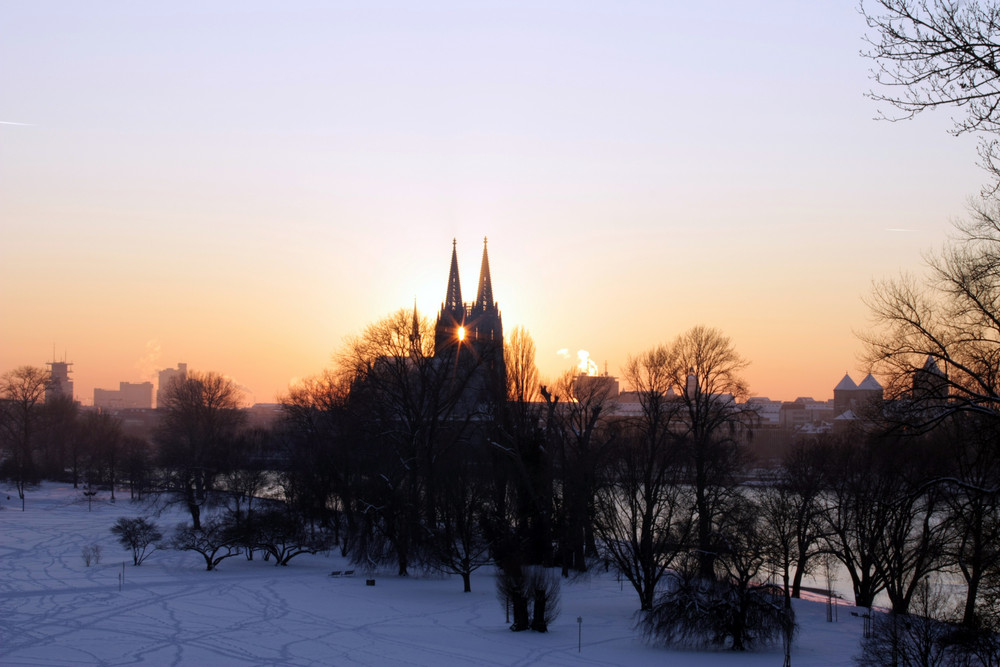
[856, 612, 1000, 667]
[641, 568, 793, 651]
[240, 509, 333, 566]
[111, 516, 162, 566]
[171, 515, 242, 571]
[81, 543, 102, 567]
[496, 564, 560, 632]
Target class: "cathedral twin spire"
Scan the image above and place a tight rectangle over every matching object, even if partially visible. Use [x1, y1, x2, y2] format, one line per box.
[474, 237, 493, 312]
[445, 239, 463, 313]
[433, 237, 506, 399]
[443, 237, 494, 315]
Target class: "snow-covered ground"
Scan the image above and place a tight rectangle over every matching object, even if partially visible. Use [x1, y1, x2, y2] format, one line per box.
[0, 484, 864, 666]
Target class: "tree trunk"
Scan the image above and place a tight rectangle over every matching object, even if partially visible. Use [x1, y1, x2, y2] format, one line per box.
[640, 579, 654, 612]
[531, 589, 548, 632]
[791, 561, 806, 598]
[696, 483, 715, 580]
[188, 501, 202, 531]
[397, 552, 408, 577]
[963, 569, 981, 627]
[511, 593, 530, 631]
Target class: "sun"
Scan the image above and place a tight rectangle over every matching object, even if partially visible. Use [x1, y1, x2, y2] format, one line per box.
[457, 326, 466, 341]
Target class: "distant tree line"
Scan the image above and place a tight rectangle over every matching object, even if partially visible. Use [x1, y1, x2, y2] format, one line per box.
[3, 307, 1000, 661]
[3, 301, 1000, 659]
[0, 294, 1000, 655]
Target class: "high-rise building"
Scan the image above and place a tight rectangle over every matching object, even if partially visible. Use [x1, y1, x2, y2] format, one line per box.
[156, 363, 187, 409]
[45, 360, 74, 403]
[94, 381, 154, 410]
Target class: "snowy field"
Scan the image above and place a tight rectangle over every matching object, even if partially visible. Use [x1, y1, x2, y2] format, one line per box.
[0, 484, 864, 666]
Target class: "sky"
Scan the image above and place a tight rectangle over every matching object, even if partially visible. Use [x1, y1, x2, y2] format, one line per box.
[0, 1, 987, 405]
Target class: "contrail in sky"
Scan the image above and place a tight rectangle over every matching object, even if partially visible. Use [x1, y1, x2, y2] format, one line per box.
[0, 121, 33, 126]
[885, 228, 917, 233]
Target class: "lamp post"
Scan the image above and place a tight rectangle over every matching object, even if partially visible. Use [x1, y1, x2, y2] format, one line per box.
[577, 616, 582, 653]
[83, 484, 96, 511]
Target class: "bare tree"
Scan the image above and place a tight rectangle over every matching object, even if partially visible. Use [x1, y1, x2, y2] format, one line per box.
[820, 434, 950, 614]
[171, 515, 242, 571]
[782, 441, 833, 598]
[156, 371, 247, 529]
[121, 435, 152, 500]
[862, 203, 1000, 422]
[869, 435, 953, 616]
[862, 205, 1000, 621]
[880, 489, 951, 616]
[279, 370, 358, 554]
[505, 326, 539, 404]
[943, 417, 1000, 627]
[642, 502, 794, 652]
[36, 394, 78, 482]
[661, 326, 754, 580]
[594, 345, 693, 611]
[79, 411, 124, 501]
[822, 439, 891, 608]
[490, 326, 552, 567]
[495, 564, 561, 632]
[221, 426, 271, 522]
[754, 439, 833, 607]
[339, 308, 481, 576]
[0, 366, 49, 510]
[111, 516, 162, 565]
[243, 508, 332, 566]
[855, 580, 979, 667]
[426, 441, 493, 592]
[863, 0, 1000, 189]
[542, 369, 618, 574]
[595, 430, 692, 611]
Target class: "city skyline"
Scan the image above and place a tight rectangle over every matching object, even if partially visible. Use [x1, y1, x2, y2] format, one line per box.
[0, 2, 987, 404]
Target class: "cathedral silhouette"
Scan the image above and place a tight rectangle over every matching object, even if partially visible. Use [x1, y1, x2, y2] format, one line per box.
[433, 238, 506, 411]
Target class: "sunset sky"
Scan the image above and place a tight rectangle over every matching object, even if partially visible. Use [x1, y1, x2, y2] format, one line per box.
[0, 1, 986, 405]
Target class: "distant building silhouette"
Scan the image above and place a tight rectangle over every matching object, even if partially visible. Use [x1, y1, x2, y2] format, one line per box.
[573, 373, 620, 401]
[833, 372, 884, 419]
[911, 356, 949, 403]
[743, 371, 887, 463]
[156, 362, 187, 408]
[433, 238, 506, 410]
[779, 397, 835, 430]
[94, 381, 153, 410]
[45, 360, 74, 403]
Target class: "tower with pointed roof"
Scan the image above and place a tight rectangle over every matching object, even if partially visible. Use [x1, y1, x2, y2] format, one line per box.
[912, 356, 948, 403]
[833, 371, 884, 419]
[435, 239, 466, 355]
[856, 373, 884, 405]
[833, 372, 858, 417]
[434, 238, 506, 409]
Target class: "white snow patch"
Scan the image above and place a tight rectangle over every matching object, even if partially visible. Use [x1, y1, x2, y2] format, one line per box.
[0, 484, 865, 666]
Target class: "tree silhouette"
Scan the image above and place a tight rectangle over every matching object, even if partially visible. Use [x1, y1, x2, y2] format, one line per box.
[594, 344, 692, 610]
[662, 326, 754, 580]
[863, 0, 1000, 190]
[0, 366, 49, 510]
[156, 371, 246, 529]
